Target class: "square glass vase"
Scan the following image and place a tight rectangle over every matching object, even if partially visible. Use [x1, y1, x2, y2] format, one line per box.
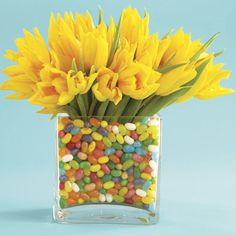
[53, 114, 161, 224]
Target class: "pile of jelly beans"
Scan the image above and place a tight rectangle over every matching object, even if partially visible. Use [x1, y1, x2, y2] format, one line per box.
[58, 116, 160, 211]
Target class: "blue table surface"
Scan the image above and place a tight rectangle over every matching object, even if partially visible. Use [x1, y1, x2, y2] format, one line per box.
[0, 0, 236, 235]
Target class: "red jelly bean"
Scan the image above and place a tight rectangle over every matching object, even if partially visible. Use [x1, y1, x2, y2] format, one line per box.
[96, 141, 105, 150]
[58, 130, 65, 138]
[101, 164, 110, 174]
[75, 141, 81, 149]
[144, 166, 152, 173]
[127, 182, 134, 189]
[75, 169, 84, 180]
[125, 199, 133, 204]
[132, 153, 143, 163]
[59, 182, 65, 190]
[66, 142, 75, 150]
[93, 148, 104, 158]
[90, 172, 98, 183]
[115, 150, 123, 157]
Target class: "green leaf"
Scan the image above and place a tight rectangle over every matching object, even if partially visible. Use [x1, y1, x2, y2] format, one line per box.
[121, 99, 143, 122]
[97, 100, 109, 119]
[64, 105, 80, 120]
[76, 95, 87, 118]
[190, 32, 220, 63]
[107, 11, 123, 66]
[158, 63, 186, 73]
[214, 50, 224, 57]
[98, 6, 103, 24]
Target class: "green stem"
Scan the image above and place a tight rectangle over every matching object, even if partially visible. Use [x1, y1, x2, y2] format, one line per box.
[76, 95, 87, 119]
[97, 100, 109, 119]
[88, 94, 97, 116]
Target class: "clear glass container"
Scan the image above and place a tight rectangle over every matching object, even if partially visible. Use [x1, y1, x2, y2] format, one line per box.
[53, 114, 161, 224]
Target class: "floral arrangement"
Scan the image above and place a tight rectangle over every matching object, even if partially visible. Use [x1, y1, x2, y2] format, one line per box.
[0, 7, 234, 121]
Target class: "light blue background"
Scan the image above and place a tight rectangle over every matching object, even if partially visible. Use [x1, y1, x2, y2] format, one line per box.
[0, 0, 235, 235]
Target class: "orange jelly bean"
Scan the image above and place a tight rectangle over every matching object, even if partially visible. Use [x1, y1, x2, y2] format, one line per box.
[128, 175, 134, 182]
[88, 155, 98, 165]
[69, 191, 80, 200]
[67, 198, 77, 205]
[89, 118, 100, 128]
[59, 147, 70, 157]
[95, 180, 103, 190]
[80, 193, 90, 201]
[115, 182, 121, 190]
[61, 117, 70, 124]
[108, 188, 118, 195]
[109, 155, 120, 164]
[66, 169, 76, 177]
[132, 194, 142, 203]
[71, 133, 82, 143]
[81, 142, 88, 153]
[96, 141, 106, 150]
[87, 190, 99, 198]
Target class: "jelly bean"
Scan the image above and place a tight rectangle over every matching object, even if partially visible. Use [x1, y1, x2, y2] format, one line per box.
[108, 188, 118, 195]
[78, 198, 85, 204]
[136, 189, 147, 197]
[135, 147, 147, 156]
[59, 182, 65, 190]
[70, 127, 80, 135]
[60, 175, 68, 182]
[130, 131, 138, 140]
[81, 128, 92, 134]
[112, 177, 121, 183]
[148, 145, 159, 152]
[132, 153, 143, 163]
[77, 152, 88, 160]
[106, 193, 113, 203]
[83, 176, 91, 184]
[93, 148, 104, 158]
[134, 178, 145, 185]
[116, 134, 124, 145]
[103, 137, 112, 147]
[80, 192, 90, 201]
[81, 142, 88, 153]
[75, 169, 84, 180]
[122, 160, 134, 170]
[147, 189, 156, 198]
[60, 198, 67, 208]
[115, 150, 123, 157]
[143, 139, 153, 146]
[151, 170, 157, 177]
[98, 156, 109, 164]
[97, 170, 105, 177]
[101, 164, 110, 174]
[58, 130, 65, 138]
[99, 193, 106, 202]
[70, 148, 79, 156]
[71, 134, 82, 143]
[92, 132, 103, 141]
[133, 141, 142, 148]
[111, 170, 122, 177]
[139, 132, 149, 141]
[89, 118, 100, 127]
[88, 155, 97, 165]
[97, 127, 108, 136]
[125, 123, 136, 131]
[64, 123, 74, 133]
[112, 142, 123, 150]
[65, 181, 72, 192]
[127, 182, 135, 189]
[73, 119, 84, 127]
[72, 182, 80, 192]
[113, 195, 124, 203]
[107, 161, 115, 170]
[139, 161, 148, 171]
[62, 154, 73, 163]
[90, 172, 98, 183]
[66, 142, 75, 150]
[102, 174, 112, 182]
[112, 125, 119, 134]
[60, 190, 69, 199]
[134, 167, 141, 178]
[80, 161, 91, 169]
[142, 196, 154, 204]
[120, 179, 128, 186]
[85, 183, 96, 191]
[144, 166, 152, 174]
[127, 167, 134, 176]
[119, 187, 128, 197]
[104, 147, 116, 155]
[125, 189, 135, 199]
[103, 181, 115, 189]
[143, 180, 152, 191]
[62, 133, 72, 144]
[90, 164, 101, 172]
[123, 144, 135, 153]
[124, 135, 134, 145]
[132, 194, 142, 203]
[141, 173, 152, 180]
[76, 180, 85, 189]
[121, 172, 128, 179]
[100, 120, 108, 128]
[87, 141, 95, 153]
[108, 133, 116, 142]
[64, 163, 71, 171]
[116, 163, 123, 170]
[118, 125, 127, 135]
[125, 199, 133, 204]
[88, 190, 100, 198]
[82, 134, 93, 143]
[66, 169, 76, 177]
[69, 191, 80, 200]
[109, 155, 120, 164]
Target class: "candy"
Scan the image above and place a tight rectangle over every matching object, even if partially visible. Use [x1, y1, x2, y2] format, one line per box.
[104, 147, 116, 155]
[148, 145, 159, 152]
[62, 133, 72, 144]
[123, 144, 135, 153]
[80, 161, 91, 169]
[73, 119, 84, 127]
[142, 196, 154, 204]
[64, 123, 74, 133]
[103, 137, 112, 147]
[90, 164, 101, 172]
[82, 135, 93, 143]
[136, 189, 147, 197]
[98, 156, 109, 164]
[112, 125, 119, 134]
[123, 160, 134, 170]
[124, 135, 134, 145]
[149, 160, 158, 170]
[85, 183, 96, 191]
[116, 134, 124, 144]
[125, 123, 136, 131]
[97, 127, 108, 136]
[100, 120, 108, 128]
[75, 169, 84, 180]
[106, 193, 113, 203]
[65, 181, 72, 192]
[72, 183, 80, 192]
[92, 132, 103, 141]
[88, 141, 96, 153]
[81, 128, 92, 134]
[111, 170, 122, 177]
[99, 193, 106, 202]
[77, 152, 88, 160]
[62, 154, 73, 163]
[103, 181, 115, 189]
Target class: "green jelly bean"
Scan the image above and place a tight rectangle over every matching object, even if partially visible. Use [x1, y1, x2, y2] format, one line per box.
[120, 179, 128, 186]
[59, 140, 65, 148]
[107, 161, 115, 170]
[139, 162, 148, 171]
[143, 139, 153, 146]
[121, 153, 132, 162]
[134, 167, 141, 178]
[91, 127, 97, 132]
[137, 125, 147, 134]
[103, 137, 112, 147]
[80, 161, 91, 169]
[123, 160, 134, 171]
[102, 174, 112, 182]
[76, 180, 85, 188]
[112, 142, 123, 150]
[59, 161, 64, 169]
[113, 195, 124, 203]
[134, 202, 143, 208]
[83, 176, 91, 184]
[59, 198, 67, 209]
[151, 178, 156, 184]
[100, 189, 107, 194]
[69, 160, 79, 169]
[111, 170, 122, 177]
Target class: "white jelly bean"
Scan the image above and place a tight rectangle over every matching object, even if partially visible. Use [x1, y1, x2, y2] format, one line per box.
[72, 183, 80, 192]
[149, 160, 157, 170]
[99, 193, 106, 202]
[125, 123, 136, 131]
[151, 170, 157, 177]
[112, 125, 119, 134]
[148, 145, 159, 152]
[148, 119, 160, 127]
[62, 154, 73, 163]
[124, 135, 134, 145]
[106, 193, 113, 203]
[136, 189, 147, 197]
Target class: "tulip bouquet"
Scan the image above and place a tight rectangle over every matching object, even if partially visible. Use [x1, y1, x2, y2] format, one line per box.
[0, 7, 234, 121]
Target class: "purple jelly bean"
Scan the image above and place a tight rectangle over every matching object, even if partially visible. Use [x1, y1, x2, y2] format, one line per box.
[84, 121, 91, 128]
[97, 127, 108, 136]
[82, 135, 93, 143]
[59, 175, 68, 182]
[127, 167, 134, 175]
[112, 177, 121, 182]
[134, 178, 145, 185]
[64, 123, 74, 133]
[71, 148, 79, 155]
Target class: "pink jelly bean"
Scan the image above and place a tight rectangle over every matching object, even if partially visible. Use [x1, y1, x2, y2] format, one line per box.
[125, 189, 135, 199]
[93, 149, 104, 158]
[125, 199, 133, 204]
[127, 182, 134, 189]
[132, 153, 143, 163]
[115, 150, 123, 157]
[75, 141, 81, 149]
[75, 169, 84, 180]
[131, 131, 138, 140]
[101, 164, 110, 174]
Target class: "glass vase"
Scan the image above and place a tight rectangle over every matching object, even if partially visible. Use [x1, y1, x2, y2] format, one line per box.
[53, 114, 161, 224]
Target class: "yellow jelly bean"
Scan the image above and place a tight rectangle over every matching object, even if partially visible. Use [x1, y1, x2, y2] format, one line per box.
[60, 190, 69, 199]
[119, 187, 128, 197]
[139, 132, 149, 141]
[64, 163, 71, 171]
[116, 134, 124, 144]
[90, 164, 101, 172]
[58, 122, 64, 130]
[62, 133, 72, 144]
[88, 141, 96, 153]
[69, 176, 76, 182]
[81, 142, 88, 153]
[81, 128, 92, 134]
[84, 169, 91, 176]
[108, 133, 116, 142]
[73, 119, 84, 127]
[98, 156, 109, 164]
[92, 132, 103, 141]
[141, 173, 152, 180]
[147, 126, 158, 133]
[142, 196, 154, 204]
[65, 181, 72, 192]
[118, 125, 127, 136]
[97, 170, 105, 177]
[90, 198, 99, 203]
[150, 184, 156, 191]
[78, 198, 85, 204]
[135, 121, 141, 127]
[147, 190, 156, 198]
[101, 120, 108, 128]
[103, 181, 115, 190]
